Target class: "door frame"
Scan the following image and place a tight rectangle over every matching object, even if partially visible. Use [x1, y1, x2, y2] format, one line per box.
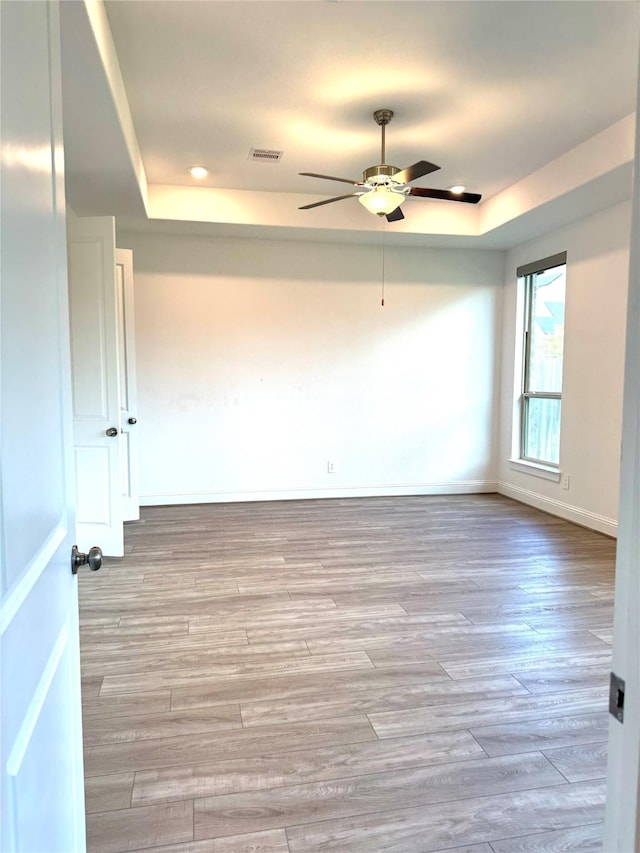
[603, 60, 640, 853]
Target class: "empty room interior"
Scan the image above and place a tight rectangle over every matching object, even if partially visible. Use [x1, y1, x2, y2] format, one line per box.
[2, 1, 640, 852]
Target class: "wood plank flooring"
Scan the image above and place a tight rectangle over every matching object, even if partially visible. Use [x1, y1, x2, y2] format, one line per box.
[79, 494, 615, 853]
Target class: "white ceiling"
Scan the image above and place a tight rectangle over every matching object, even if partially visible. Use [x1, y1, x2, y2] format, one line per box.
[61, 0, 640, 245]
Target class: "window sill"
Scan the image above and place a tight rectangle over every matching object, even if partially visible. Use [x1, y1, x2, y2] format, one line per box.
[508, 458, 561, 482]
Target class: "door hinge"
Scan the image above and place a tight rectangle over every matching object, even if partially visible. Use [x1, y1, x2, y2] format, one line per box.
[609, 672, 625, 723]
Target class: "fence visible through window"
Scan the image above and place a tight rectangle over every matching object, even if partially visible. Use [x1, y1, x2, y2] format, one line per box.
[518, 253, 567, 466]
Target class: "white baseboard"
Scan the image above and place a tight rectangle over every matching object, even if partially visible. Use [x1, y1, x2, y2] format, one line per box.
[140, 480, 499, 507]
[498, 481, 618, 537]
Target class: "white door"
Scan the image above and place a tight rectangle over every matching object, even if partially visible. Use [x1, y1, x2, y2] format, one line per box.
[68, 216, 124, 556]
[1, 1, 86, 850]
[116, 249, 140, 522]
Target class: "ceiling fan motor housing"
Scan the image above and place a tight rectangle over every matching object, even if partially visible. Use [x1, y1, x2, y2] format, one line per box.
[363, 164, 402, 185]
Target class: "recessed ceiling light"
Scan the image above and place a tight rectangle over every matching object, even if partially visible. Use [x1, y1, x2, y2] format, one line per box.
[449, 185, 466, 194]
[188, 165, 208, 179]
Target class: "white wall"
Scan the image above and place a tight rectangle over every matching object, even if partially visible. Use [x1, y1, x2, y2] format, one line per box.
[118, 231, 504, 505]
[498, 200, 631, 536]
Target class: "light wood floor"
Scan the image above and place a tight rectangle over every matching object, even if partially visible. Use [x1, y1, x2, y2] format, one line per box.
[79, 494, 615, 853]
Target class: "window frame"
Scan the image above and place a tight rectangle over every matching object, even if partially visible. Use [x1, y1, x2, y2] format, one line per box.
[518, 252, 567, 468]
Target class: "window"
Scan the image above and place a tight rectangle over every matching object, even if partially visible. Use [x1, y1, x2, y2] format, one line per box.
[518, 252, 567, 467]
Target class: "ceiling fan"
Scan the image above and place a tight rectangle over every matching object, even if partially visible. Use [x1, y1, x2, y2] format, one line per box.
[299, 109, 481, 222]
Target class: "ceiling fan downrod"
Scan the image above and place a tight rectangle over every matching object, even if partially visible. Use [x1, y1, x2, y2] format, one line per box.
[373, 108, 394, 165]
[363, 109, 400, 184]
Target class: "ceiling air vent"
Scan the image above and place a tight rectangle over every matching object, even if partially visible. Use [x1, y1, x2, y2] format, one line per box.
[249, 148, 283, 163]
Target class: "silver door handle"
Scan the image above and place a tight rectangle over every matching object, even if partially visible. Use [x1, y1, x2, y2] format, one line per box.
[71, 545, 102, 575]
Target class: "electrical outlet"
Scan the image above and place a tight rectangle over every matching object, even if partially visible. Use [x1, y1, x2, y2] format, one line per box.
[327, 460, 335, 474]
[562, 473, 570, 490]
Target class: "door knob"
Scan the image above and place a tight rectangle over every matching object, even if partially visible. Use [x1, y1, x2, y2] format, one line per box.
[105, 427, 118, 437]
[71, 545, 102, 575]
[128, 417, 137, 425]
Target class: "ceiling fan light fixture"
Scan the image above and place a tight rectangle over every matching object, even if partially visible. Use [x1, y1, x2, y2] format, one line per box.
[449, 185, 465, 194]
[358, 187, 405, 216]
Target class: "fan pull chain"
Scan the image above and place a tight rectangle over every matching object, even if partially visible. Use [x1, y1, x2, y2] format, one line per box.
[381, 219, 386, 307]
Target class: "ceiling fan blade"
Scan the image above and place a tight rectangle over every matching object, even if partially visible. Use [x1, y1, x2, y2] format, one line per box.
[386, 207, 405, 223]
[409, 187, 482, 204]
[299, 193, 359, 210]
[299, 172, 362, 186]
[393, 160, 441, 185]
